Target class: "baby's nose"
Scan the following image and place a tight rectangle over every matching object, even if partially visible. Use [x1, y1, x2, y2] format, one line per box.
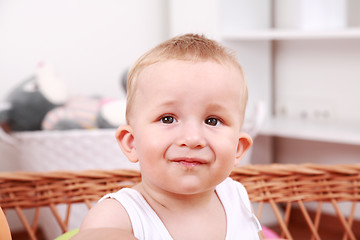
[176, 122, 206, 149]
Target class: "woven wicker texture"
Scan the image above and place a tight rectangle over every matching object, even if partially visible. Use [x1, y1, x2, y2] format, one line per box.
[1, 164, 360, 240]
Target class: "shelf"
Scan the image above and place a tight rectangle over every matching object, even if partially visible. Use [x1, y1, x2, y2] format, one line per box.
[260, 118, 360, 146]
[222, 28, 360, 41]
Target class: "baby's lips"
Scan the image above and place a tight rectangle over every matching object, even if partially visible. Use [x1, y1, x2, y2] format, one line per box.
[169, 157, 208, 164]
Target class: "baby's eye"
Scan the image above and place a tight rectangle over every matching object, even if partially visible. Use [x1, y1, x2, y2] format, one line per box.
[205, 117, 221, 126]
[160, 115, 176, 124]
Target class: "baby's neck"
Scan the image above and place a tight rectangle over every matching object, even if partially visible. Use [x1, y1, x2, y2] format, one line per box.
[133, 182, 218, 212]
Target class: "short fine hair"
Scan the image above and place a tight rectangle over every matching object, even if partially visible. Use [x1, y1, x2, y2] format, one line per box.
[125, 33, 248, 123]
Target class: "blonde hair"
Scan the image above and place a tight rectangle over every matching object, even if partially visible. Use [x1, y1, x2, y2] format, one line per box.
[126, 33, 248, 123]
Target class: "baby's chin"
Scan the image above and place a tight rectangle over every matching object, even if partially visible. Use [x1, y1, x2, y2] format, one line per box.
[164, 176, 222, 195]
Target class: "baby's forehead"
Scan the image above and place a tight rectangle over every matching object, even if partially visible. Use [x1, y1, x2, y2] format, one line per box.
[139, 59, 242, 79]
[135, 61, 243, 101]
[136, 59, 244, 97]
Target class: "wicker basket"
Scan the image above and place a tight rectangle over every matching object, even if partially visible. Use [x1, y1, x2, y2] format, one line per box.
[1, 164, 360, 240]
[0, 128, 138, 239]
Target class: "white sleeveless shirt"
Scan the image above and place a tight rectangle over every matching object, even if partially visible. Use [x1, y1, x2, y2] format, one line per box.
[100, 178, 261, 239]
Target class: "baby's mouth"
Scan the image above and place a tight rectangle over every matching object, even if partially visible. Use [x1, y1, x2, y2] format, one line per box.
[170, 158, 207, 168]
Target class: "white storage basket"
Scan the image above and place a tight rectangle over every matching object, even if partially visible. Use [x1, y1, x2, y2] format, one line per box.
[0, 128, 137, 172]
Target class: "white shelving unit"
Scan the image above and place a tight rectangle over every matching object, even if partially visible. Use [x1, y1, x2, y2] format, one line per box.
[222, 28, 360, 41]
[217, 1, 360, 165]
[222, 27, 360, 147]
[224, 27, 360, 146]
[261, 117, 360, 146]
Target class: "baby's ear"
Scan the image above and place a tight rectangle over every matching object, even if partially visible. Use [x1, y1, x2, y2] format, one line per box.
[115, 125, 138, 163]
[234, 132, 253, 166]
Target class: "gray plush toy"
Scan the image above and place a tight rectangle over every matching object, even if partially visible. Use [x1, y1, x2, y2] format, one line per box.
[0, 63, 69, 131]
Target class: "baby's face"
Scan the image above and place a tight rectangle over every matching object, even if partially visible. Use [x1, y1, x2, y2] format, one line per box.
[129, 59, 249, 195]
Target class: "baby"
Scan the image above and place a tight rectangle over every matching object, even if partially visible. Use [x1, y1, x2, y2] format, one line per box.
[75, 34, 262, 239]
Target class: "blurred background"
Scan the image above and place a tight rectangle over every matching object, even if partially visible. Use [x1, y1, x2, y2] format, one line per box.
[1, 0, 360, 239]
[2, 0, 359, 166]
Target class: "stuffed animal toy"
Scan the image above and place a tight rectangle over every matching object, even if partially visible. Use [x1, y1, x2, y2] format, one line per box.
[41, 68, 127, 130]
[41, 95, 102, 130]
[0, 63, 126, 132]
[0, 63, 69, 132]
[41, 96, 126, 130]
[96, 98, 126, 128]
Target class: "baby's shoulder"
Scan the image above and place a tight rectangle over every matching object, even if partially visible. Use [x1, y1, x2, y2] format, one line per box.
[80, 198, 132, 231]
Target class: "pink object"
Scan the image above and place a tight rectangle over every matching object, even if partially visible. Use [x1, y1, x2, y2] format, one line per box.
[99, 98, 115, 106]
[262, 226, 281, 239]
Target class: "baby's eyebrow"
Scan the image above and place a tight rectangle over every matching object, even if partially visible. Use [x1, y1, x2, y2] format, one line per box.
[205, 103, 235, 120]
[156, 100, 178, 108]
[161, 99, 177, 105]
[205, 103, 225, 111]
[148, 99, 178, 113]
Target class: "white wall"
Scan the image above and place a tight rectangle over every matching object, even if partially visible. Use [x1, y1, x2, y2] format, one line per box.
[0, 0, 168, 100]
[169, 0, 219, 39]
